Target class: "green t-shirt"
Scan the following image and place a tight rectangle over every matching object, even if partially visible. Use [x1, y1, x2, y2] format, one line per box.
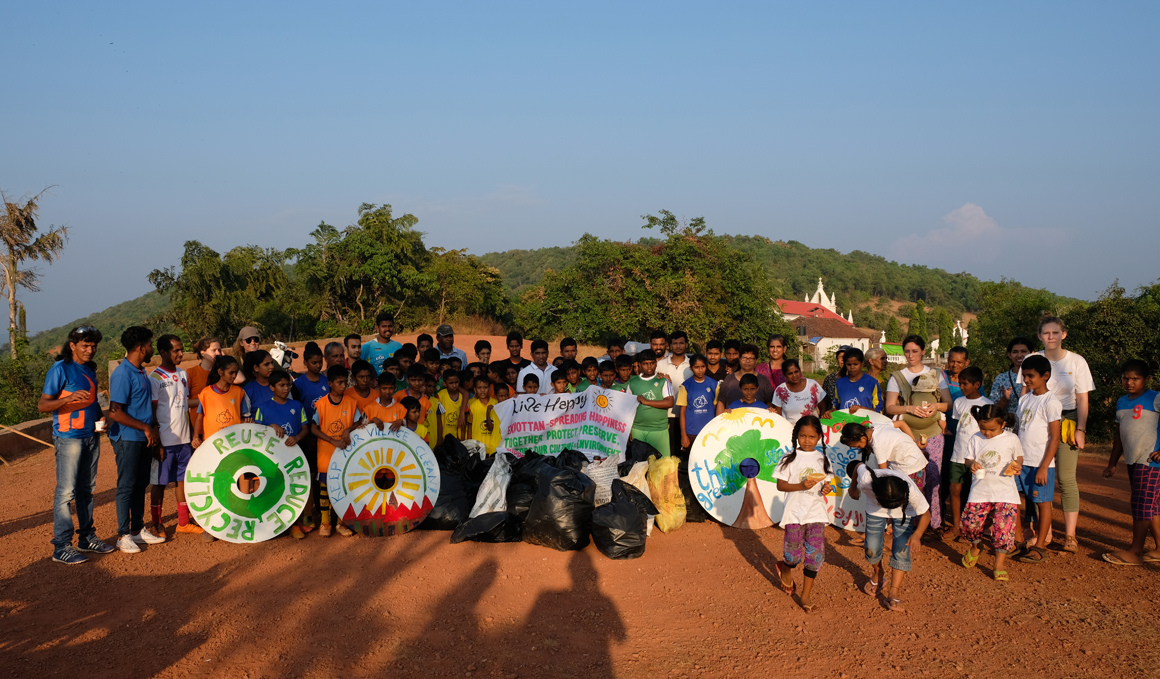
[569, 379, 593, 393]
[629, 374, 672, 430]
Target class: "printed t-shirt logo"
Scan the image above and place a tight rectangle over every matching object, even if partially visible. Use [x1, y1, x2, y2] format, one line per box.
[692, 394, 709, 409]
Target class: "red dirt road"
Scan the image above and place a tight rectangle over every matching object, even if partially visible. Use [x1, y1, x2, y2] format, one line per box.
[2, 444, 1158, 678]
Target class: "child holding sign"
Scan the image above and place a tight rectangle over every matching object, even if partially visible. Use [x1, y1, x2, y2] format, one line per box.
[310, 366, 361, 538]
[774, 416, 832, 612]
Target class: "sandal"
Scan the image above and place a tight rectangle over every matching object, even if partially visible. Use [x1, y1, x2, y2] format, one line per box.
[862, 579, 880, 596]
[1063, 536, 1078, 553]
[886, 598, 905, 612]
[961, 551, 979, 569]
[1101, 552, 1142, 566]
[1018, 546, 1049, 564]
[992, 570, 1008, 582]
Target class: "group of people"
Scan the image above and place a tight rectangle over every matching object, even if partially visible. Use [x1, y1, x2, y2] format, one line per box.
[41, 313, 1159, 614]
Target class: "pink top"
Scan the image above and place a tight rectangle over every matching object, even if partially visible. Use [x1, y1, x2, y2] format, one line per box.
[756, 363, 786, 389]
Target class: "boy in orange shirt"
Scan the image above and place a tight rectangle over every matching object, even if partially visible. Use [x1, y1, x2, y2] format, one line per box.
[310, 366, 362, 537]
[364, 373, 407, 430]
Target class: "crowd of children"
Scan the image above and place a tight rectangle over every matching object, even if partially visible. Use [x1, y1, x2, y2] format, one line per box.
[42, 314, 1160, 616]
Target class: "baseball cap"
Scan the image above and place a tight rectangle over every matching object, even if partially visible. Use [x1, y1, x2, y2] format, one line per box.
[436, 324, 454, 337]
[237, 326, 260, 342]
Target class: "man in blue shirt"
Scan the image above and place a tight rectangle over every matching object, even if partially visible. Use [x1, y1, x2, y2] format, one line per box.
[107, 326, 166, 553]
[360, 312, 402, 374]
[38, 325, 116, 564]
[435, 324, 468, 367]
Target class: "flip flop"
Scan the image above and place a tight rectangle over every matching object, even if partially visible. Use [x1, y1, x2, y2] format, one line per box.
[961, 551, 979, 569]
[1018, 546, 1049, 564]
[863, 579, 879, 596]
[774, 563, 796, 595]
[992, 570, 1008, 582]
[1143, 555, 1160, 564]
[1101, 553, 1142, 566]
[886, 598, 905, 612]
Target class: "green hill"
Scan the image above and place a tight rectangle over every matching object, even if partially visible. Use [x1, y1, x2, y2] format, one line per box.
[22, 290, 170, 355]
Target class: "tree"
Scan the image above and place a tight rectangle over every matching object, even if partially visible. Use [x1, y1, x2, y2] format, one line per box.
[907, 299, 929, 350]
[427, 248, 509, 325]
[1, 189, 68, 358]
[933, 307, 955, 356]
[886, 316, 902, 343]
[967, 280, 1071, 391]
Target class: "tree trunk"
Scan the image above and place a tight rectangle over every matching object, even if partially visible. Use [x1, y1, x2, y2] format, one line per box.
[6, 252, 17, 359]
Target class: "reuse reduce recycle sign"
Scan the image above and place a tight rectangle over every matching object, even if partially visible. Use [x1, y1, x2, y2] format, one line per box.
[688, 408, 890, 532]
[491, 388, 637, 460]
[327, 426, 440, 536]
[184, 423, 310, 543]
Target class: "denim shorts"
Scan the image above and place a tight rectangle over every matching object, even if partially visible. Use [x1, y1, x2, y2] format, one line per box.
[864, 513, 918, 572]
[1016, 465, 1055, 504]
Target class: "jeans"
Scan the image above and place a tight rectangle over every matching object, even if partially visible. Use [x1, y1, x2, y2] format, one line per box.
[112, 438, 152, 536]
[864, 513, 918, 572]
[52, 436, 101, 548]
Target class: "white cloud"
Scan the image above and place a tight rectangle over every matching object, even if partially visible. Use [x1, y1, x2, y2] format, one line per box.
[892, 203, 1069, 265]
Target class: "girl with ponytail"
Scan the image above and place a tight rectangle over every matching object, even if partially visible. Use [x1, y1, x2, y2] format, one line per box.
[959, 404, 1023, 581]
[773, 416, 833, 611]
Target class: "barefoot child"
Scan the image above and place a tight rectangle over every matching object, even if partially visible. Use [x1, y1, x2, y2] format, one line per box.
[254, 371, 309, 538]
[959, 404, 1023, 580]
[677, 355, 719, 452]
[463, 376, 501, 454]
[847, 458, 931, 612]
[946, 367, 991, 539]
[310, 366, 361, 538]
[774, 416, 833, 612]
[1014, 355, 1062, 564]
[1101, 359, 1160, 566]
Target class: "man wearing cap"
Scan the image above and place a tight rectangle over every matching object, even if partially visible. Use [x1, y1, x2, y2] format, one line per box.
[435, 324, 468, 366]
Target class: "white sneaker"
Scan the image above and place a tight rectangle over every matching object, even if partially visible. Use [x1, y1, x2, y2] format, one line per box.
[117, 535, 141, 553]
[132, 527, 166, 545]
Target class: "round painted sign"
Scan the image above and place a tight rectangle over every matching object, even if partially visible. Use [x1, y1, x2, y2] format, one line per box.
[326, 425, 440, 537]
[818, 408, 893, 532]
[184, 423, 310, 543]
[687, 408, 794, 529]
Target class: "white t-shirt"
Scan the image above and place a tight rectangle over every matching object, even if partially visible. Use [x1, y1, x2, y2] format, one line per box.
[963, 431, 1023, 504]
[773, 448, 830, 527]
[656, 354, 693, 418]
[854, 463, 930, 519]
[516, 363, 556, 395]
[149, 366, 191, 446]
[1017, 390, 1063, 468]
[951, 395, 993, 464]
[886, 366, 949, 394]
[1016, 351, 1094, 410]
[867, 424, 928, 476]
[771, 378, 824, 425]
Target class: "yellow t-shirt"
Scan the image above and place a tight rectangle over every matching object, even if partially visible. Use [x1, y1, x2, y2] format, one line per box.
[409, 422, 429, 445]
[467, 396, 501, 454]
[435, 388, 465, 439]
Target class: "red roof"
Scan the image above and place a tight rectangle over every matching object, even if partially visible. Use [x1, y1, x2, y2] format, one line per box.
[777, 300, 853, 326]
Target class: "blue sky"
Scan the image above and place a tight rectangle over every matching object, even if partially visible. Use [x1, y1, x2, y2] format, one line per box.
[3, 2, 1157, 334]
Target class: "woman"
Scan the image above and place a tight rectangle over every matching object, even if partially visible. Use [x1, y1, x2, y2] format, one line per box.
[756, 334, 788, 389]
[716, 344, 775, 413]
[884, 335, 952, 533]
[231, 326, 263, 384]
[990, 336, 1033, 426]
[1021, 317, 1093, 554]
[865, 347, 888, 390]
[770, 359, 826, 425]
[187, 337, 222, 423]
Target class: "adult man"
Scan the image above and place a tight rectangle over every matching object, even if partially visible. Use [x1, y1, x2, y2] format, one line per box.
[649, 330, 669, 359]
[324, 341, 346, 369]
[361, 312, 402, 373]
[717, 343, 775, 412]
[705, 340, 727, 382]
[503, 331, 531, 371]
[343, 334, 362, 368]
[559, 338, 578, 362]
[435, 324, 468, 366]
[39, 325, 115, 564]
[517, 340, 555, 395]
[656, 330, 693, 454]
[629, 349, 675, 457]
[107, 326, 166, 553]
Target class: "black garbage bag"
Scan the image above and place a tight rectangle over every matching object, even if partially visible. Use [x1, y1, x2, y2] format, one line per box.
[522, 466, 596, 551]
[556, 448, 588, 472]
[450, 511, 524, 543]
[619, 440, 661, 476]
[419, 437, 490, 531]
[506, 481, 537, 521]
[592, 480, 658, 560]
[677, 452, 710, 523]
[511, 451, 555, 486]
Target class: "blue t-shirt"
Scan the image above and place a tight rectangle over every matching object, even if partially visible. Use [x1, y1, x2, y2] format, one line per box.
[361, 338, 402, 374]
[243, 380, 276, 412]
[42, 360, 102, 439]
[680, 376, 718, 436]
[835, 373, 883, 413]
[293, 373, 330, 422]
[729, 399, 769, 410]
[945, 371, 965, 434]
[254, 399, 308, 438]
[108, 359, 154, 442]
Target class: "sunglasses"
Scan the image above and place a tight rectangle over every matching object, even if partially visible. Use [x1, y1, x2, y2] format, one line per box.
[243, 337, 260, 345]
[73, 325, 98, 334]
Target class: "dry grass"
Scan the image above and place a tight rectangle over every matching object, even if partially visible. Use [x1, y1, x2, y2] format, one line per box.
[408, 315, 506, 337]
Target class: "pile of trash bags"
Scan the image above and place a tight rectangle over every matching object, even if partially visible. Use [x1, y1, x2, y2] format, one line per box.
[420, 436, 689, 559]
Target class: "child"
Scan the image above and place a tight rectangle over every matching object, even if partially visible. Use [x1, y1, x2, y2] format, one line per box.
[522, 374, 540, 395]
[563, 360, 585, 392]
[149, 335, 197, 536]
[241, 349, 277, 411]
[613, 355, 634, 392]
[836, 348, 883, 413]
[195, 356, 252, 440]
[628, 349, 675, 457]
[254, 371, 310, 538]
[677, 355, 719, 451]
[347, 360, 378, 415]
[959, 404, 1023, 581]
[474, 339, 492, 364]
[494, 382, 511, 402]
[1101, 359, 1160, 566]
[727, 373, 770, 411]
[551, 369, 570, 395]
[847, 458, 931, 612]
[840, 422, 928, 488]
[423, 348, 442, 380]
[310, 365, 361, 538]
[292, 342, 328, 534]
[581, 357, 599, 390]
[943, 346, 970, 462]
[774, 416, 833, 612]
[363, 372, 407, 430]
[435, 369, 464, 442]
[382, 357, 400, 383]
[392, 396, 429, 444]
[1014, 355, 1062, 564]
[504, 364, 520, 393]
[186, 337, 221, 423]
[400, 365, 431, 422]
[395, 345, 417, 391]
[606, 338, 625, 362]
[724, 339, 741, 375]
[946, 367, 991, 539]
[464, 376, 501, 454]
[597, 360, 617, 390]
[423, 373, 440, 444]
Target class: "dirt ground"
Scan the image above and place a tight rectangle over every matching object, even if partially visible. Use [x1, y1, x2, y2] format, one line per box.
[2, 442, 1158, 679]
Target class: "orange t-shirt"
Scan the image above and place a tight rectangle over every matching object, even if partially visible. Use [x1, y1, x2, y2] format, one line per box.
[400, 389, 432, 422]
[199, 384, 248, 439]
[363, 399, 407, 427]
[348, 388, 377, 417]
[187, 364, 211, 418]
[313, 394, 360, 472]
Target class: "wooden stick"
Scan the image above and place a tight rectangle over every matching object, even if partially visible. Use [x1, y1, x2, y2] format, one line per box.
[0, 421, 55, 464]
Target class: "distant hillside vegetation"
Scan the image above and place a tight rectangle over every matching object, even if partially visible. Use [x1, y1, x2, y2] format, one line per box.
[23, 290, 170, 355]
